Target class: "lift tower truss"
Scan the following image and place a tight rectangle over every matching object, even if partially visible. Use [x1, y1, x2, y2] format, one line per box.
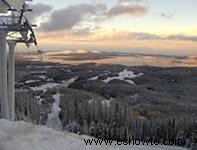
[0, 0, 37, 120]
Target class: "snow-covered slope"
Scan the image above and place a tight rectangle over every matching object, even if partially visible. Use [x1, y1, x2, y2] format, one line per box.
[46, 92, 62, 130]
[0, 120, 187, 150]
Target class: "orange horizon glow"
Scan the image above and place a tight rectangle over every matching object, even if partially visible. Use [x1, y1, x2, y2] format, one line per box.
[16, 0, 197, 56]
[34, 30, 197, 56]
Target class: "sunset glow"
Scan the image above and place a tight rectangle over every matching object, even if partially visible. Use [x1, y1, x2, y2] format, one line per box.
[22, 0, 197, 56]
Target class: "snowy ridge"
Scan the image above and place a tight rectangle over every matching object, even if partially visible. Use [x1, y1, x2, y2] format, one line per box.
[0, 120, 187, 150]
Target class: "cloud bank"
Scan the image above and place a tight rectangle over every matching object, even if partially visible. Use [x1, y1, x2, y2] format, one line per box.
[99, 32, 197, 42]
[40, 4, 106, 32]
[39, 3, 148, 32]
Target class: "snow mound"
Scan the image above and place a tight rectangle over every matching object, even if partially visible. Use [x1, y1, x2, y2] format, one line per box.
[0, 120, 187, 150]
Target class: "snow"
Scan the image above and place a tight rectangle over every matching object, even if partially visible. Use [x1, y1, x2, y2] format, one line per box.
[103, 69, 143, 84]
[130, 94, 139, 100]
[88, 99, 94, 104]
[89, 76, 99, 81]
[25, 80, 40, 84]
[38, 75, 47, 80]
[30, 70, 47, 74]
[27, 77, 78, 129]
[90, 69, 143, 84]
[89, 98, 113, 107]
[30, 77, 78, 92]
[44, 77, 78, 130]
[0, 119, 187, 150]
[34, 96, 44, 105]
[30, 83, 60, 92]
[101, 98, 114, 108]
[63, 77, 78, 87]
[46, 92, 62, 130]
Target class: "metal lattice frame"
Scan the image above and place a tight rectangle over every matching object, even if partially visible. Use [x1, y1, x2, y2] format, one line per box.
[0, 1, 37, 120]
[0, 12, 37, 46]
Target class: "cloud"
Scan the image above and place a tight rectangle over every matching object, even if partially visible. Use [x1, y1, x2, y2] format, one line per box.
[40, 4, 106, 32]
[129, 32, 197, 42]
[166, 34, 197, 41]
[159, 12, 174, 20]
[40, 3, 148, 32]
[107, 3, 148, 17]
[128, 32, 162, 40]
[98, 31, 197, 42]
[26, 3, 53, 22]
[71, 27, 93, 36]
[71, 25, 101, 37]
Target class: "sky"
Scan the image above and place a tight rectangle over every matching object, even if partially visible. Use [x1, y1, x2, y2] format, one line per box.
[20, 0, 197, 56]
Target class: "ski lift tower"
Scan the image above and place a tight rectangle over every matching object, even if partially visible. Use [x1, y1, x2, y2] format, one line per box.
[0, 0, 37, 120]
